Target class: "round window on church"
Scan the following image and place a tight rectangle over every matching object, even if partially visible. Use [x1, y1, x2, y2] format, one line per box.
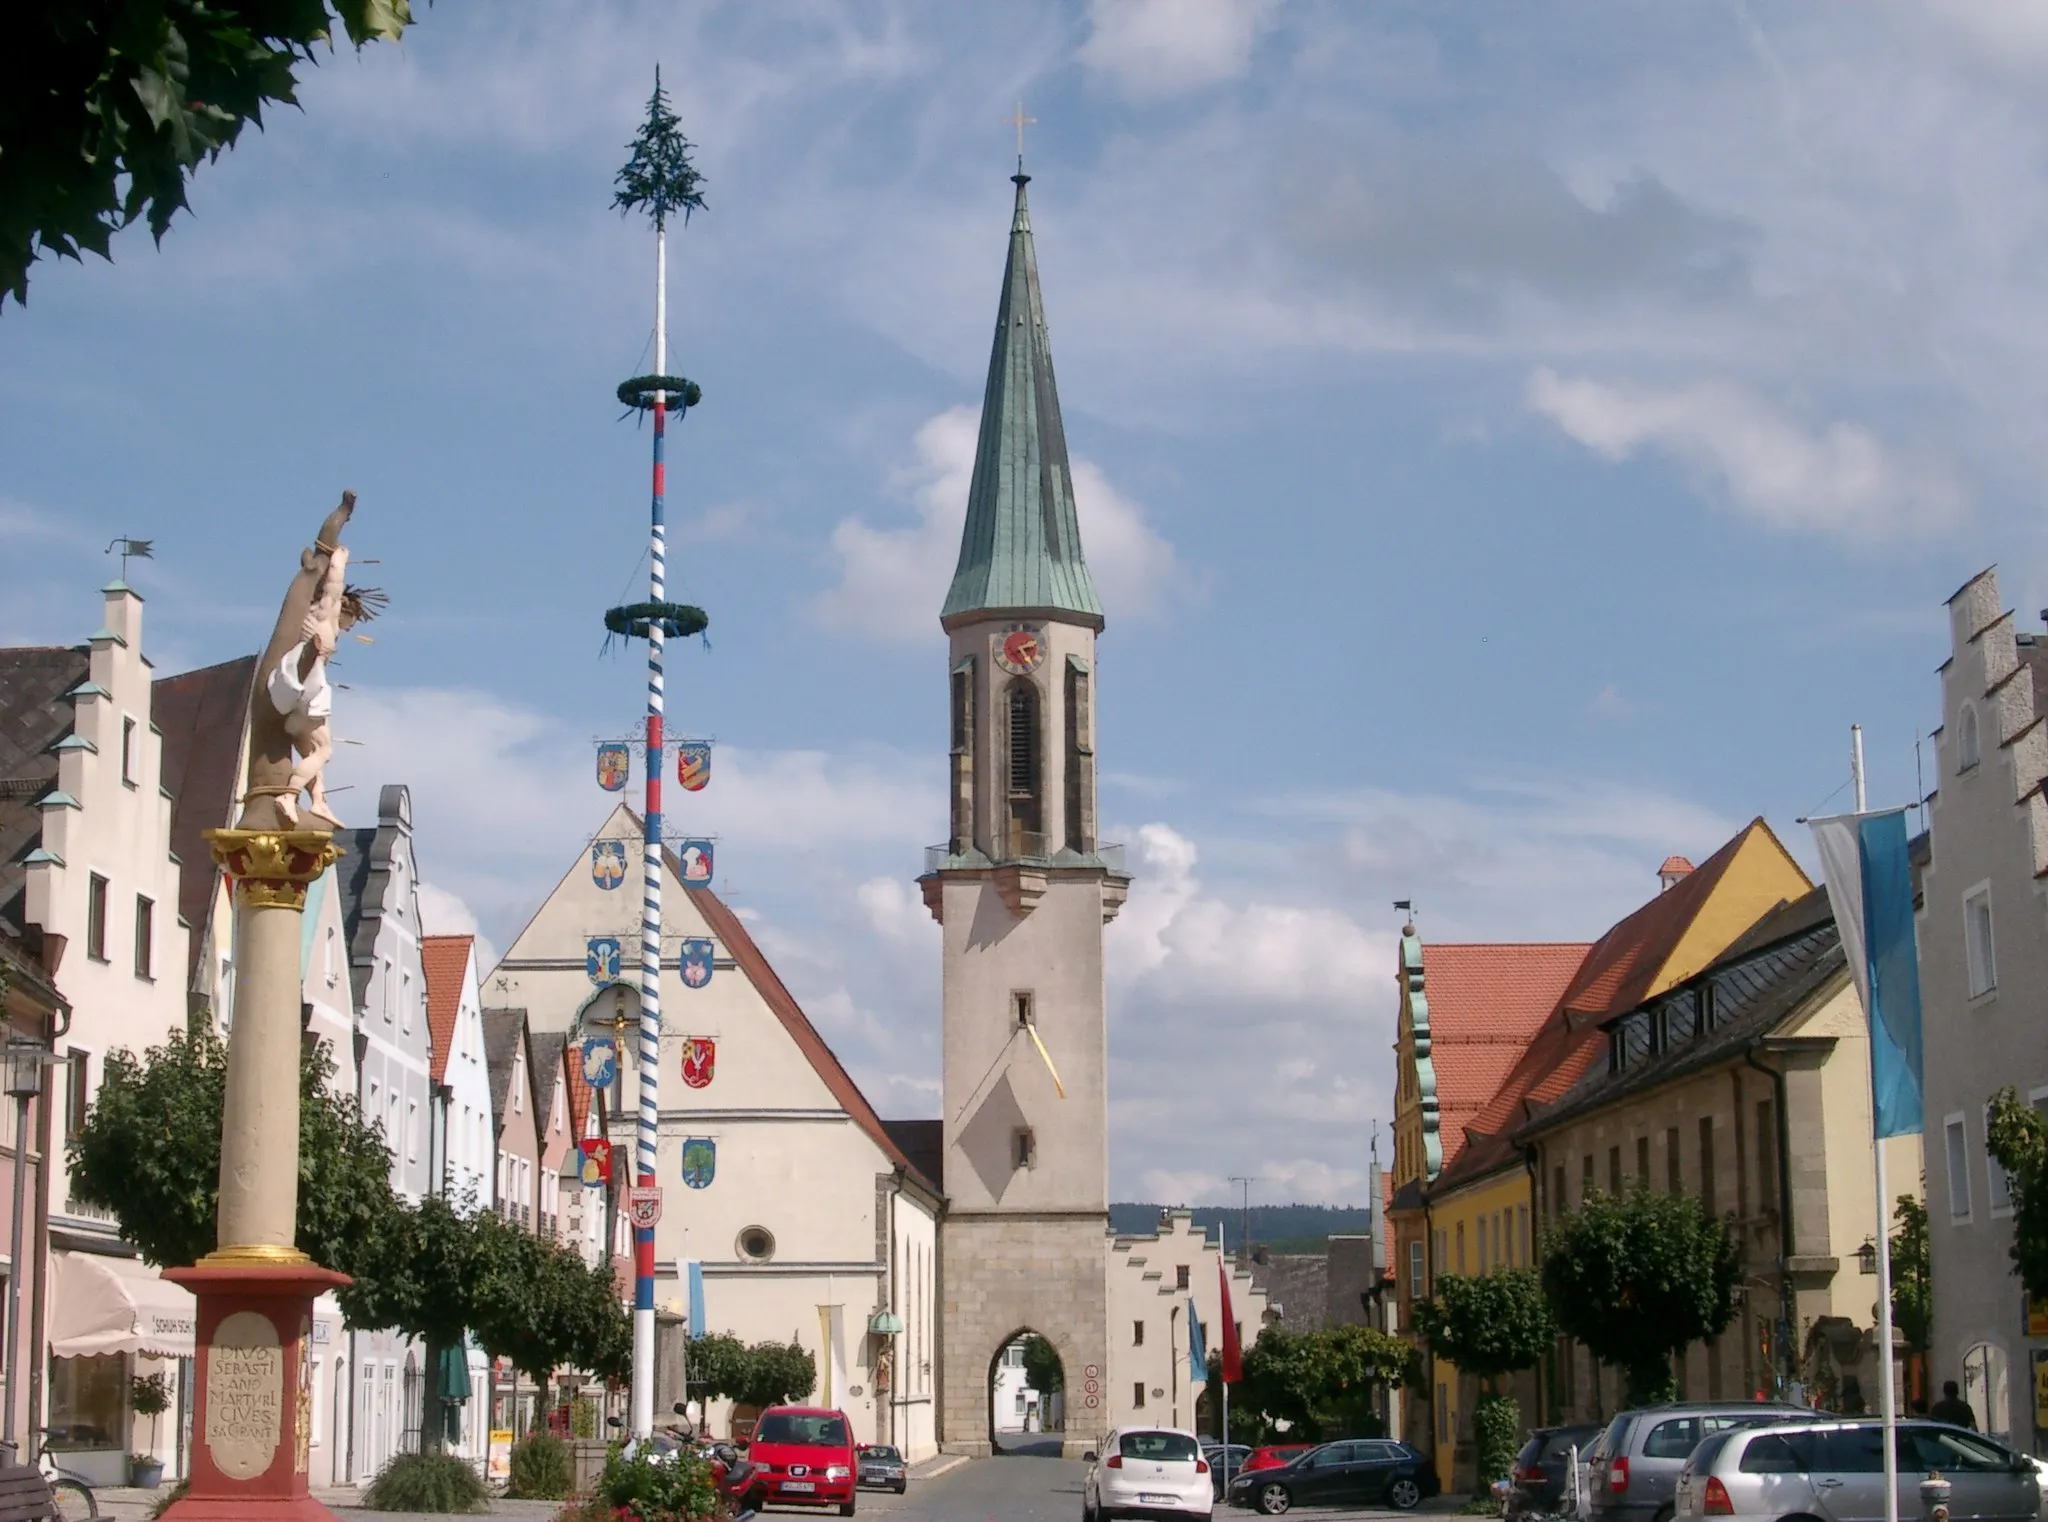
[737, 1226, 776, 1262]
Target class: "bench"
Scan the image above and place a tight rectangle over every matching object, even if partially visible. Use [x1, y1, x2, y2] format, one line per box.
[0, 1464, 57, 1521]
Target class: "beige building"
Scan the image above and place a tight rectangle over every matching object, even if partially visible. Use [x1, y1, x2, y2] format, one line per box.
[1107, 1212, 1268, 1434]
[1518, 887, 1921, 1420]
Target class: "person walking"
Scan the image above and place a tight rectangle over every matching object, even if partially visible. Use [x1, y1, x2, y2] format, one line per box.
[1929, 1380, 1977, 1429]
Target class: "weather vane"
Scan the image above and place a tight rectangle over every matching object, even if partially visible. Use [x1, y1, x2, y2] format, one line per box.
[1009, 99, 1036, 174]
[105, 536, 153, 580]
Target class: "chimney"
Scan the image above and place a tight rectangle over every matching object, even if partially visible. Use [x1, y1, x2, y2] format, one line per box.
[1658, 856, 1695, 893]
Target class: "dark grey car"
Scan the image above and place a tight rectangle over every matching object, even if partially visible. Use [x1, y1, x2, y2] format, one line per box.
[1589, 1402, 1814, 1522]
[857, 1442, 907, 1492]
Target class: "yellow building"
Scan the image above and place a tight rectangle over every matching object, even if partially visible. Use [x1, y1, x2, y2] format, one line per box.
[1401, 820, 1811, 1494]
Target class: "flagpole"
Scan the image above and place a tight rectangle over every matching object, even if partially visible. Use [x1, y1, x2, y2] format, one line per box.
[1854, 725, 1901, 1522]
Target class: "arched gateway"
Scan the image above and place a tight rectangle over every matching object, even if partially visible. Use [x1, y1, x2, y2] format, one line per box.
[919, 167, 1130, 1459]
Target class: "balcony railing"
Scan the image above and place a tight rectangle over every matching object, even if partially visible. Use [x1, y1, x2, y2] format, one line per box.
[923, 840, 1127, 874]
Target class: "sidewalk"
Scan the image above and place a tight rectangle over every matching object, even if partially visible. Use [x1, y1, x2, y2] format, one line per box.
[92, 1485, 569, 1520]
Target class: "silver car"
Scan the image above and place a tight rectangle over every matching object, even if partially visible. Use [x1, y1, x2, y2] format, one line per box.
[1590, 1402, 1814, 1522]
[1674, 1419, 2040, 1522]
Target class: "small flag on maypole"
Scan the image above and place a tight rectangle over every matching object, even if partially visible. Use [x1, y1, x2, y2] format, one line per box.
[1187, 1297, 1207, 1385]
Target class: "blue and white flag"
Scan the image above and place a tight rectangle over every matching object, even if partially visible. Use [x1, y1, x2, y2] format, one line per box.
[1187, 1297, 1206, 1384]
[687, 1259, 707, 1337]
[1809, 807, 1924, 1138]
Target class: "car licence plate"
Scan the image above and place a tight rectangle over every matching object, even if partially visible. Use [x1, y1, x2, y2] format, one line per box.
[782, 1481, 816, 1492]
[1140, 1493, 1176, 1504]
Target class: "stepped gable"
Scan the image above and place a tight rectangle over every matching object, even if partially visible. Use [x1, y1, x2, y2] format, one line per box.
[152, 654, 256, 976]
[1430, 819, 1791, 1193]
[0, 646, 89, 924]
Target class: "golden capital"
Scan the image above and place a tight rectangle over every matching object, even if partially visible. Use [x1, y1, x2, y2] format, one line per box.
[204, 829, 341, 911]
[200, 1242, 314, 1267]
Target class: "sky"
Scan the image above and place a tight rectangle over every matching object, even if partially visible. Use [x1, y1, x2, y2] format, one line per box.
[4, 0, 2046, 1207]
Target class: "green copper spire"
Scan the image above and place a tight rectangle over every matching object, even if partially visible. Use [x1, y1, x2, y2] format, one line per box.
[940, 174, 1104, 629]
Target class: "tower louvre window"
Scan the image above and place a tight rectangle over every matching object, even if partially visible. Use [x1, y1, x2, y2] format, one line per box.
[950, 659, 975, 853]
[1006, 678, 1042, 852]
[1065, 658, 1094, 853]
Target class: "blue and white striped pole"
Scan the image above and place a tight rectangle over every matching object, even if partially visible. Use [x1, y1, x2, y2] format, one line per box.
[631, 221, 669, 1441]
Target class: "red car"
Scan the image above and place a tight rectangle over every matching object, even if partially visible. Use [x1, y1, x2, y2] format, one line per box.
[1244, 1443, 1315, 1473]
[741, 1406, 858, 1515]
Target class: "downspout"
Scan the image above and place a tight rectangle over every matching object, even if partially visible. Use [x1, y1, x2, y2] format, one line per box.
[1523, 1143, 1546, 1425]
[1421, 1191, 1436, 1460]
[1744, 1047, 1795, 1397]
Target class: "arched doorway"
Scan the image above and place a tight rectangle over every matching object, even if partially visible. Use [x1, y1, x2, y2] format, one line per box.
[989, 1332, 1065, 1455]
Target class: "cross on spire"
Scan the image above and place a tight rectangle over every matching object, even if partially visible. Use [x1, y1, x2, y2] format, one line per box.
[1009, 99, 1036, 175]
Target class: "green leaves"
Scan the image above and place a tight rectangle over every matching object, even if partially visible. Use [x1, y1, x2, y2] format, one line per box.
[686, 1331, 816, 1408]
[1410, 1268, 1555, 1389]
[0, 1, 420, 307]
[1228, 1324, 1420, 1442]
[1986, 1088, 2048, 1298]
[1541, 1186, 1738, 1406]
[612, 69, 707, 232]
[1889, 1193, 1931, 1355]
[1022, 1333, 1063, 1394]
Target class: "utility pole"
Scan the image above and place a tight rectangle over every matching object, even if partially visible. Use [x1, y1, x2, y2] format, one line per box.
[1228, 1176, 1258, 1264]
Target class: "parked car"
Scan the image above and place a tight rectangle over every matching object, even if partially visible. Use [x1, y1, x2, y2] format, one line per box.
[1589, 1402, 1815, 1522]
[1243, 1444, 1315, 1475]
[856, 1443, 907, 1493]
[1512, 1424, 1605, 1512]
[1204, 1446, 1252, 1497]
[1226, 1438, 1438, 1514]
[737, 1405, 858, 1516]
[1673, 1418, 2041, 1522]
[1085, 1427, 1215, 1522]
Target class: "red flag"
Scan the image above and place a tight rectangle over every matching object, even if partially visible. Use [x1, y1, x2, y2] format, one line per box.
[1218, 1257, 1243, 1383]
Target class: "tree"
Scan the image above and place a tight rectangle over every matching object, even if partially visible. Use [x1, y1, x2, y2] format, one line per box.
[611, 69, 706, 232]
[1987, 1088, 2048, 1297]
[68, 1023, 398, 1275]
[1022, 1334, 1064, 1395]
[1232, 1325, 1419, 1442]
[2, 1, 419, 307]
[1412, 1270, 1557, 1489]
[688, 1334, 816, 1410]
[1542, 1185, 1739, 1407]
[1890, 1193, 1931, 1356]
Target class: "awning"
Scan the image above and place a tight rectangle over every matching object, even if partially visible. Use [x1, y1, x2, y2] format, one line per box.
[49, 1251, 196, 1359]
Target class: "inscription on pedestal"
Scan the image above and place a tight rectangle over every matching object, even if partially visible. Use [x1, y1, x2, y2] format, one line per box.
[206, 1310, 283, 1481]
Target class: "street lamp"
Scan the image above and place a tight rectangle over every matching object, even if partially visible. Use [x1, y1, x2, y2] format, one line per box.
[1, 1038, 50, 1457]
[1856, 1237, 1879, 1275]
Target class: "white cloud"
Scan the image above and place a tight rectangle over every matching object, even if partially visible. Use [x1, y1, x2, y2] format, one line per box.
[1525, 368, 1968, 536]
[1080, 0, 1281, 97]
[856, 877, 934, 944]
[816, 406, 1186, 641]
[416, 881, 502, 974]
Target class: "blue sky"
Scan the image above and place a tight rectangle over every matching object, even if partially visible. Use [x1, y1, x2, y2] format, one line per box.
[5, 0, 2045, 1205]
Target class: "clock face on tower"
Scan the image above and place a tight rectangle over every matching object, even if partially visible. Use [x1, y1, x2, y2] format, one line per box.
[996, 625, 1044, 675]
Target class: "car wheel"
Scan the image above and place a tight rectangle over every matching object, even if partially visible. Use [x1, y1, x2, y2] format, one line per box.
[840, 1502, 856, 1518]
[1652, 1507, 1674, 1522]
[1389, 1477, 1422, 1511]
[896, 1481, 908, 1494]
[1257, 1483, 1292, 1516]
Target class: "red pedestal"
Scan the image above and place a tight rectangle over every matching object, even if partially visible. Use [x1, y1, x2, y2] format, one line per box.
[157, 1262, 352, 1522]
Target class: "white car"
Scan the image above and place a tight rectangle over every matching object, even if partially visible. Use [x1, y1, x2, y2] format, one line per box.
[1084, 1427, 1216, 1522]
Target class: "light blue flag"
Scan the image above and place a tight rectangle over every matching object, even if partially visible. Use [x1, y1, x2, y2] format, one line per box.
[1810, 807, 1924, 1138]
[1188, 1297, 1207, 1384]
[687, 1259, 707, 1339]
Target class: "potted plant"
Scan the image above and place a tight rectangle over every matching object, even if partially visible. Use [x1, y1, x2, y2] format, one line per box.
[129, 1371, 172, 1488]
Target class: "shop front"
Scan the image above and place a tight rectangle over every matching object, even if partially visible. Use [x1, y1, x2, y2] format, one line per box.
[46, 1251, 196, 1488]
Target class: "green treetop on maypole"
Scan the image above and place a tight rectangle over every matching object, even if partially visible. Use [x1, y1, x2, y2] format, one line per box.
[612, 67, 707, 231]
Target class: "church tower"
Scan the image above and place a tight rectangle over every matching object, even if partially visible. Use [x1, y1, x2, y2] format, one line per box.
[922, 170, 1130, 1457]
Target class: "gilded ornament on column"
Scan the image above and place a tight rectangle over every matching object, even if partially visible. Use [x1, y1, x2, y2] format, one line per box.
[203, 829, 342, 911]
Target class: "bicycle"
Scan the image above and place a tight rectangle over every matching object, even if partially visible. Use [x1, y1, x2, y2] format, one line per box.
[25, 1431, 99, 1519]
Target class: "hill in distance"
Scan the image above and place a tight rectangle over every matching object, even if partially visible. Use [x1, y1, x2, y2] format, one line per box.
[1109, 1202, 1374, 1254]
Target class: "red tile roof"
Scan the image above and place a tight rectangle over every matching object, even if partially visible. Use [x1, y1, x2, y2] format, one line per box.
[1659, 855, 1695, 874]
[1429, 820, 1781, 1194]
[1418, 943, 1591, 1171]
[421, 933, 473, 1084]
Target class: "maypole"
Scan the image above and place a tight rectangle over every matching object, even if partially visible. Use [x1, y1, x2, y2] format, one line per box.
[610, 68, 707, 1441]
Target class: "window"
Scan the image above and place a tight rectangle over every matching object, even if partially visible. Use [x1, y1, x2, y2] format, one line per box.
[1636, 1135, 1651, 1183]
[406, 1100, 419, 1164]
[1065, 659, 1094, 853]
[1133, 1321, 1145, 1346]
[1698, 1116, 1717, 1214]
[1408, 1241, 1423, 1299]
[324, 927, 337, 988]
[1006, 679, 1041, 848]
[1014, 1128, 1035, 1169]
[1132, 1382, 1146, 1408]
[1455, 1222, 1466, 1274]
[64, 1051, 89, 1142]
[1517, 1206, 1529, 1266]
[1666, 1127, 1682, 1194]
[1960, 703, 1982, 771]
[1965, 886, 1997, 997]
[121, 717, 137, 784]
[381, 958, 393, 1021]
[86, 874, 108, 962]
[1012, 990, 1035, 1029]
[133, 894, 153, 978]
[1176, 1264, 1190, 1290]
[1553, 1163, 1566, 1216]
[1581, 1153, 1594, 1196]
[949, 659, 975, 852]
[738, 1226, 775, 1262]
[401, 970, 414, 1034]
[1947, 1113, 1973, 1220]
[1493, 1212, 1504, 1268]
[1608, 1146, 1622, 1195]
[1643, 1418, 1702, 1459]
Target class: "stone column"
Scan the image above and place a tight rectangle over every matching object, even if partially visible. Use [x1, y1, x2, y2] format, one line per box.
[160, 830, 350, 1522]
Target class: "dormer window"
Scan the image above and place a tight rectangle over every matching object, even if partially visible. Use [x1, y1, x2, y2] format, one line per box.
[1959, 703, 1981, 772]
[950, 659, 976, 853]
